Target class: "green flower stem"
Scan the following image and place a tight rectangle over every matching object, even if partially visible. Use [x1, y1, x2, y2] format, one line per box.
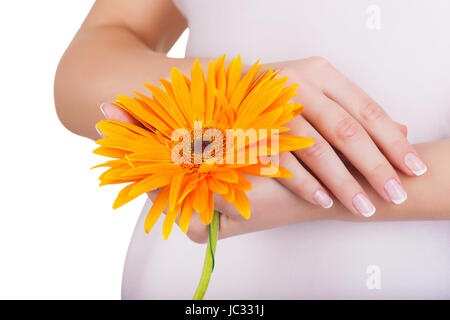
[192, 210, 220, 300]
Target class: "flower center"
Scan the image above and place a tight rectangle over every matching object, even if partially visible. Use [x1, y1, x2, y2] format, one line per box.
[170, 126, 227, 169]
[192, 138, 215, 155]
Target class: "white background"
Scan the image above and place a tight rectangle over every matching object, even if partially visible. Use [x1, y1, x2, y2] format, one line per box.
[0, 1, 188, 299]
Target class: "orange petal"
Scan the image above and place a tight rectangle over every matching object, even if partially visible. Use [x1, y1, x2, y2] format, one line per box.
[121, 163, 181, 177]
[205, 60, 216, 124]
[232, 189, 251, 219]
[132, 91, 180, 131]
[245, 108, 284, 130]
[129, 172, 174, 198]
[162, 202, 182, 240]
[96, 137, 151, 153]
[145, 83, 189, 128]
[207, 176, 229, 195]
[126, 152, 171, 162]
[159, 79, 176, 100]
[91, 159, 126, 169]
[179, 195, 195, 233]
[228, 60, 263, 111]
[105, 119, 155, 138]
[211, 169, 239, 183]
[276, 165, 293, 178]
[238, 164, 279, 177]
[277, 135, 315, 152]
[225, 55, 242, 100]
[112, 183, 140, 209]
[197, 190, 214, 225]
[233, 172, 252, 191]
[233, 80, 286, 129]
[115, 95, 172, 135]
[214, 55, 227, 95]
[144, 186, 170, 233]
[273, 103, 304, 126]
[191, 58, 205, 121]
[97, 120, 152, 141]
[93, 146, 130, 159]
[192, 178, 208, 213]
[266, 84, 299, 112]
[168, 172, 185, 211]
[222, 185, 235, 203]
[171, 67, 194, 125]
[177, 174, 201, 204]
[247, 67, 276, 93]
[99, 166, 129, 181]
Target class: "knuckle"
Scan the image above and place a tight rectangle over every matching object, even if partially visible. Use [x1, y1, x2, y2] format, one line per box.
[279, 66, 300, 83]
[360, 100, 386, 123]
[185, 221, 208, 244]
[335, 116, 363, 141]
[307, 56, 331, 69]
[299, 139, 329, 160]
[278, 150, 292, 163]
[367, 162, 389, 178]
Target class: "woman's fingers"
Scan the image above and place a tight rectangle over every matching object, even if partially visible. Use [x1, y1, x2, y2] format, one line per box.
[298, 89, 408, 207]
[321, 66, 427, 177]
[96, 102, 143, 138]
[98, 102, 141, 124]
[275, 152, 334, 209]
[287, 116, 377, 217]
[216, 174, 349, 240]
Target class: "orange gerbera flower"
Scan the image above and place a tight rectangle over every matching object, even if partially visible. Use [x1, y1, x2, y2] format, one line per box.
[94, 55, 313, 239]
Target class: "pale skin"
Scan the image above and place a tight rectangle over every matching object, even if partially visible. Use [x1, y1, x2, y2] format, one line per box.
[54, 0, 450, 244]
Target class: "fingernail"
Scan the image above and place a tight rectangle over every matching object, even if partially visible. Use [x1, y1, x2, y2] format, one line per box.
[384, 178, 407, 205]
[404, 153, 427, 176]
[99, 103, 108, 119]
[352, 193, 376, 218]
[95, 125, 104, 138]
[313, 190, 334, 209]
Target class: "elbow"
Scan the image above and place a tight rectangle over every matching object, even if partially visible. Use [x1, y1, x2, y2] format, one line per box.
[54, 58, 75, 134]
[54, 54, 92, 138]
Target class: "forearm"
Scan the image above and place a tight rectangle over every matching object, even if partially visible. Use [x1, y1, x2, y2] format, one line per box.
[54, 24, 210, 139]
[220, 139, 450, 238]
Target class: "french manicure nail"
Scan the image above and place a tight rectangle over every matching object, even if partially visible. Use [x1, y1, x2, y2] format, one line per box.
[99, 103, 108, 118]
[313, 190, 334, 209]
[95, 125, 104, 138]
[384, 178, 407, 204]
[404, 153, 427, 176]
[353, 193, 376, 217]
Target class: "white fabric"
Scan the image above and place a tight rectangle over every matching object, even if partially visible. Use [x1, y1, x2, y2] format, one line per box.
[122, 0, 450, 299]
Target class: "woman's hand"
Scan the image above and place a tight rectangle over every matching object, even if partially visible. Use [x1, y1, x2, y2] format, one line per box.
[97, 101, 435, 245]
[268, 57, 427, 217]
[95, 56, 429, 242]
[212, 139, 449, 243]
